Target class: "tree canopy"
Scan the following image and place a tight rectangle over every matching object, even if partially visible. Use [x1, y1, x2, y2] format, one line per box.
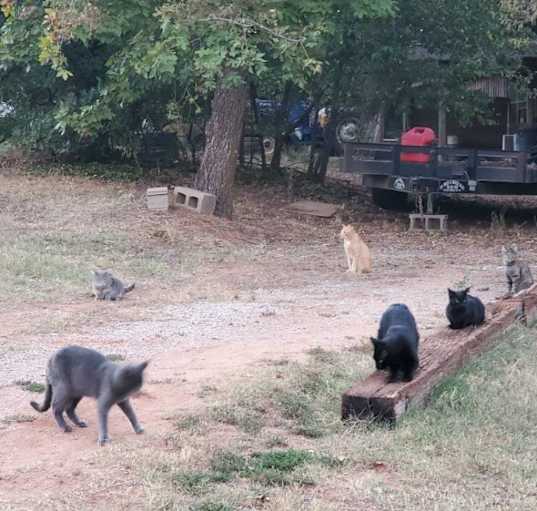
[0, 0, 392, 157]
[0, 0, 531, 213]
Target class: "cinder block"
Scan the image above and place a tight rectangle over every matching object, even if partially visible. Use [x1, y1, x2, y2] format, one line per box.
[172, 186, 216, 215]
[146, 187, 170, 210]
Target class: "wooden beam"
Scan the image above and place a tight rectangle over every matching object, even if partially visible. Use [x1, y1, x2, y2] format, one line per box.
[341, 287, 537, 422]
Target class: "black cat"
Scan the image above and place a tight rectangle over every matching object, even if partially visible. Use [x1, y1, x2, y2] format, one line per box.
[370, 303, 420, 383]
[446, 288, 485, 329]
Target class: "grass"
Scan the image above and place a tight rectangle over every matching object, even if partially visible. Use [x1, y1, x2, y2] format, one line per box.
[142, 325, 537, 511]
[27, 162, 145, 182]
[210, 404, 265, 435]
[2, 414, 36, 425]
[198, 384, 218, 398]
[171, 448, 333, 493]
[5, 168, 537, 510]
[204, 346, 366, 440]
[360, 324, 537, 510]
[106, 353, 125, 362]
[175, 414, 207, 434]
[0, 171, 263, 306]
[15, 380, 46, 393]
[265, 435, 289, 448]
[189, 503, 233, 511]
[173, 471, 221, 496]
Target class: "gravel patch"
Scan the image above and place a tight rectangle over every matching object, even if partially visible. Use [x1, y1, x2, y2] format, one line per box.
[0, 270, 501, 393]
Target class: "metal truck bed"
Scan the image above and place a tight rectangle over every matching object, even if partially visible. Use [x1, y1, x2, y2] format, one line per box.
[343, 142, 537, 195]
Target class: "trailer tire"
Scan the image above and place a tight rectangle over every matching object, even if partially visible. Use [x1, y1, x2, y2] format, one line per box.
[371, 188, 412, 211]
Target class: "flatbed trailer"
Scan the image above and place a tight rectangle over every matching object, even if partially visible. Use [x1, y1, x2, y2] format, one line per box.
[343, 142, 537, 208]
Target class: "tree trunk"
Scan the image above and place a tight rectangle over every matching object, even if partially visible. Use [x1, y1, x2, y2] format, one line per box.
[308, 110, 338, 184]
[194, 70, 248, 218]
[361, 108, 385, 142]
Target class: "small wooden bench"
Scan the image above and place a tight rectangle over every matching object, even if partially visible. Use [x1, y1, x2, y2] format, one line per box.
[409, 213, 448, 232]
[341, 286, 537, 423]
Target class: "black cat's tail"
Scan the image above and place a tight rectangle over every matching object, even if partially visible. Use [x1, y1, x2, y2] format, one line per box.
[30, 382, 52, 412]
[124, 283, 135, 293]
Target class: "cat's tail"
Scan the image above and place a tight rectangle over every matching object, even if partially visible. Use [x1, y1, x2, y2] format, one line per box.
[30, 381, 52, 412]
[124, 283, 135, 294]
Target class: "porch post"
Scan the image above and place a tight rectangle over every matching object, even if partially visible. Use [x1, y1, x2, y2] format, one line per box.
[527, 94, 534, 126]
[438, 101, 447, 146]
[402, 111, 409, 132]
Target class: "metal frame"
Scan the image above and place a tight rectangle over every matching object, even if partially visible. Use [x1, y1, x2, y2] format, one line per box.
[343, 142, 537, 195]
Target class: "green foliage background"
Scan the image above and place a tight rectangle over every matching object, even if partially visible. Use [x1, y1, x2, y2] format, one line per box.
[0, 0, 528, 163]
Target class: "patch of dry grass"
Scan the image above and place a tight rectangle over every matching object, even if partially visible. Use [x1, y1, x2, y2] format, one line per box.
[14, 379, 45, 393]
[140, 325, 537, 511]
[2, 413, 36, 425]
[0, 172, 269, 306]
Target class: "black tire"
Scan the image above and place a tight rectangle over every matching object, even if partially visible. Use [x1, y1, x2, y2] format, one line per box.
[371, 188, 412, 211]
[334, 117, 359, 155]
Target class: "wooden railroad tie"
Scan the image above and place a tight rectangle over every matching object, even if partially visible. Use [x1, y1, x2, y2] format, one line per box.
[341, 285, 537, 423]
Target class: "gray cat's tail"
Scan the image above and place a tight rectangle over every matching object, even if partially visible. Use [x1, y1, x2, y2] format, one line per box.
[30, 382, 52, 412]
[124, 283, 135, 293]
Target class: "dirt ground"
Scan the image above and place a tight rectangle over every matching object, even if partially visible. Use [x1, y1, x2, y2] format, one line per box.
[1, 167, 537, 509]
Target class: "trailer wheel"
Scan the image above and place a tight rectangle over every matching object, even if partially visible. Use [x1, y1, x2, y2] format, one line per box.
[371, 188, 412, 211]
[335, 117, 359, 155]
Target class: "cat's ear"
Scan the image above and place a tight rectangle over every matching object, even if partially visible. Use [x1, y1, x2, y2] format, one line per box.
[137, 361, 149, 372]
[448, 288, 455, 297]
[464, 287, 471, 294]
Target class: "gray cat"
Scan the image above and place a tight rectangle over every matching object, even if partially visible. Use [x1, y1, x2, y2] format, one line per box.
[502, 245, 534, 295]
[31, 345, 148, 445]
[92, 269, 135, 300]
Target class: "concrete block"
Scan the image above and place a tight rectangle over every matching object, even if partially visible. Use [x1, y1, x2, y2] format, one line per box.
[172, 186, 216, 215]
[409, 214, 448, 232]
[146, 187, 170, 210]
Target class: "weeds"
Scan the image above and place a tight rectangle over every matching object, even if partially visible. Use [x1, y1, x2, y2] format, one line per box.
[210, 404, 265, 435]
[176, 415, 204, 432]
[208, 448, 331, 487]
[0, 172, 257, 307]
[189, 503, 233, 511]
[15, 380, 45, 393]
[106, 354, 125, 362]
[265, 435, 288, 448]
[172, 471, 216, 496]
[2, 414, 36, 424]
[205, 348, 366, 441]
[144, 326, 537, 510]
[198, 385, 218, 399]
[209, 450, 248, 479]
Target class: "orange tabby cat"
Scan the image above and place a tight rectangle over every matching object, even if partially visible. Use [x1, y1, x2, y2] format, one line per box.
[339, 224, 372, 274]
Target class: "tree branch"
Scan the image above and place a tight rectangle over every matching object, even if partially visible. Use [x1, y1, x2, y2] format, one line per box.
[198, 15, 304, 44]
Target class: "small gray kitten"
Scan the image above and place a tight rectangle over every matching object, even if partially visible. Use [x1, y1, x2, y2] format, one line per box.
[502, 245, 534, 295]
[92, 269, 135, 300]
[31, 345, 148, 445]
